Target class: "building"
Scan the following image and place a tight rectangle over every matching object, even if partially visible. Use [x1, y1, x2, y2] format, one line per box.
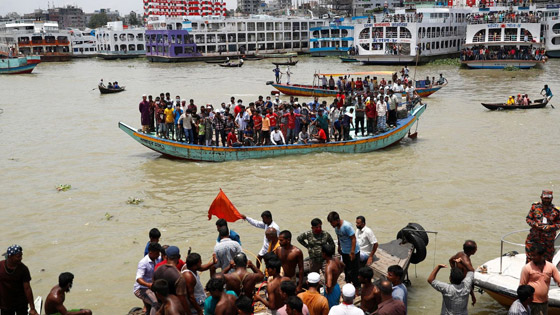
[48, 6, 86, 28]
[237, 0, 263, 14]
[143, 0, 226, 20]
[85, 8, 121, 27]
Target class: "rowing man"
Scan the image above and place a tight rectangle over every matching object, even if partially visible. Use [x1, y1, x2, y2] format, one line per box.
[541, 85, 553, 101]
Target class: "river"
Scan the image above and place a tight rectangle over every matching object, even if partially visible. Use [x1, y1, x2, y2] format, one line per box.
[0, 56, 559, 314]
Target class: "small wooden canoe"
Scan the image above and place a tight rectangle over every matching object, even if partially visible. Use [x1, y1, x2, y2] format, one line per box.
[272, 60, 298, 66]
[99, 84, 125, 94]
[219, 62, 243, 68]
[481, 98, 548, 110]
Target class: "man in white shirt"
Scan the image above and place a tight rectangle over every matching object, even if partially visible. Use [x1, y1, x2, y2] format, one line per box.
[240, 211, 280, 268]
[508, 285, 534, 315]
[328, 284, 364, 315]
[270, 129, 286, 145]
[355, 216, 378, 265]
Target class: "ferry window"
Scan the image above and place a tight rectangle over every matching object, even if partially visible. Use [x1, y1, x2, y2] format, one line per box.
[332, 29, 340, 37]
[474, 30, 485, 42]
[553, 37, 560, 45]
[302, 42, 308, 48]
[171, 35, 176, 43]
[129, 44, 136, 51]
[164, 46, 168, 53]
[114, 45, 119, 51]
[489, 29, 501, 41]
[185, 46, 193, 53]
[436, 42, 439, 49]
[422, 43, 425, 51]
[360, 43, 370, 51]
[147, 46, 151, 53]
[372, 27, 383, 38]
[163, 35, 168, 43]
[427, 27, 431, 38]
[266, 22, 273, 31]
[341, 41, 348, 47]
[257, 22, 264, 31]
[174, 46, 182, 55]
[114, 34, 118, 41]
[445, 41, 448, 48]
[121, 44, 127, 51]
[238, 33, 246, 42]
[275, 42, 283, 49]
[359, 28, 371, 39]
[400, 27, 411, 38]
[520, 28, 533, 41]
[372, 43, 383, 51]
[505, 28, 517, 41]
[386, 27, 397, 38]
[426, 42, 430, 50]
[285, 42, 292, 49]
[294, 42, 300, 49]
[137, 44, 144, 51]
[267, 43, 274, 49]
[341, 29, 348, 37]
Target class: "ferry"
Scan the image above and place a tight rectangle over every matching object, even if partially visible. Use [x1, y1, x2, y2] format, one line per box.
[69, 28, 98, 58]
[309, 16, 356, 57]
[95, 21, 146, 60]
[461, 6, 546, 69]
[145, 15, 325, 62]
[0, 20, 71, 62]
[354, 6, 471, 65]
[539, 5, 560, 57]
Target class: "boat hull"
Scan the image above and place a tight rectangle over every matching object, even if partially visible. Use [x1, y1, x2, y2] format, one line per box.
[119, 105, 426, 162]
[271, 83, 444, 98]
[0, 63, 37, 74]
[99, 85, 125, 94]
[546, 50, 560, 58]
[461, 60, 544, 69]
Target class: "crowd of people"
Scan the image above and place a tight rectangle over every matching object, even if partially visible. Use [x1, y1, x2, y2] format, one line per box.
[99, 79, 121, 90]
[137, 71, 440, 146]
[2, 191, 559, 314]
[467, 11, 541, 24]
[460, 46, 546, 61]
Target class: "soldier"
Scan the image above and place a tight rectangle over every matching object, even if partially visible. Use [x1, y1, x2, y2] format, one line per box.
[296, 218, 335, 273]
[525, 190, 560, 263]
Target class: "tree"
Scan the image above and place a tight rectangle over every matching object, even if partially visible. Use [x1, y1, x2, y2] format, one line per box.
[128, 13, 142, 26]
[88, 12, 109, 29]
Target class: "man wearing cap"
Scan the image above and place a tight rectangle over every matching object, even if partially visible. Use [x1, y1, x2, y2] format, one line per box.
[297, 272, 329, 315]
[139, 94, 151, 133]
[0, 245, 39, 315]
[153, 246, 189, 312]
[328, 284, 364, 315]
[525, 190, 560, 263]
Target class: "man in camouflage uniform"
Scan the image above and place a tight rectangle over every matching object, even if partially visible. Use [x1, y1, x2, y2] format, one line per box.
[525, 190, 560, 263]
[297, 218, 335, 272]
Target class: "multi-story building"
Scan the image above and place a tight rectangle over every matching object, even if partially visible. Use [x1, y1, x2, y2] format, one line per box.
[143, 0, 226, 21]
[22, 6, 86, 29]
[238, 0, 263, 14]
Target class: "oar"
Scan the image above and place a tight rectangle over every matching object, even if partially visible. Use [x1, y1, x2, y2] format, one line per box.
[542, 92, 554, 109]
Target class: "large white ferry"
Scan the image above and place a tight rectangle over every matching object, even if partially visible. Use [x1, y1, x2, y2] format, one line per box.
[95, 21, 146, 60]
[539, 5, 560, 57]
[145, 15, 326, 62]
[352, 6, 471, 65]
[461, 6, 546, 69]
[69, 29, 97, 58]
[0, 19, 72, 62]
[309, 16, 357, 57]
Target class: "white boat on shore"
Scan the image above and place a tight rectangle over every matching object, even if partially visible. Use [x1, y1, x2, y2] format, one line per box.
[474, 229, 560, 314]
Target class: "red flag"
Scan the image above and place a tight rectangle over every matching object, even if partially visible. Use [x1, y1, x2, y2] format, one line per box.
[208, 189, 243, 222]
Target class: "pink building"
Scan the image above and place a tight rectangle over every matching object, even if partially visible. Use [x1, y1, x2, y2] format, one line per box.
[143, 0, 226, 20]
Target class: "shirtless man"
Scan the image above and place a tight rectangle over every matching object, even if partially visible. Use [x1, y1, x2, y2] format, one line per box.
[206, 278, 237, 315]
[151, 279, 187, 315]
[44, 272, 92, 315]
[449, 240, 477, 305]
[254, 259, 290, 313]
[222, 253, 264, 297]
[274, 230, 304, 292]
[321, 243, 345, 308]
[182, 253, 216, 315]
[358, 266, 379, 313]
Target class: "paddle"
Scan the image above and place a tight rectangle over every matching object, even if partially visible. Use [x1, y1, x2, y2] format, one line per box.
[541, 92, 554, 109]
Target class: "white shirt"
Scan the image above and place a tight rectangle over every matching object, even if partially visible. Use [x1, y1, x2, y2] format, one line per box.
[271, 130, 285, 145]
[377, 100, 387, 116]
[356, 226, 378, 256]
[133, 254, 161, 292]
[245, 217, 280, 256]
[328, 302, 364, 315]
[405, 86, 415, 98]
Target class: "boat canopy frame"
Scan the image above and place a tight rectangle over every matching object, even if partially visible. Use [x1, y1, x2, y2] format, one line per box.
[499, 229, 560, 274]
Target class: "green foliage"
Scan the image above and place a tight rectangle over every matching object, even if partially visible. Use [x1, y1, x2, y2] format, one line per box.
[88, 12, 109, 29]
[56, 184, 71, 192]
[428, 58, 461, 66]
[127, 197, 144, 205]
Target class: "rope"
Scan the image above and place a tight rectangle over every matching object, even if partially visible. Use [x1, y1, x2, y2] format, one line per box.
[243, 248, 265, 272]
[432, 231, 438, 270]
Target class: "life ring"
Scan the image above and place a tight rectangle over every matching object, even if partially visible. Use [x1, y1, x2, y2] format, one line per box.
[408, 233, 427, 264]
[396, 222, 429, 246]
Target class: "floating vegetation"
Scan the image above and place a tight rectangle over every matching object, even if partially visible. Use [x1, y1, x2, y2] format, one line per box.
[428, 58, 461, 66]
[105, 212, 114, 220]
[503, 66, 520, 71]
[127, 197, 144, 205]
[56, 184, 71, 192]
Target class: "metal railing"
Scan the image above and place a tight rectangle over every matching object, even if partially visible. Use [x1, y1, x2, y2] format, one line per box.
[498, 229, 560, 274]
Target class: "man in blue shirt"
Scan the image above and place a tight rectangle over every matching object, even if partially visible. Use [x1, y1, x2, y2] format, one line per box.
[542, 84, 553, 101]
[215, 219, 241, 245]
[327, 211, 360, 288]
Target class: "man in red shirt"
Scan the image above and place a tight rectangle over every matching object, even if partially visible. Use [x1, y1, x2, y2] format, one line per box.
[227, 131, 242, 147]
[283, 108, 301, 144]
[267, 108, 278, 131]
[365, 98, 377, 135]
[311, 127, 327, 143]
[253, 110, 263, 146]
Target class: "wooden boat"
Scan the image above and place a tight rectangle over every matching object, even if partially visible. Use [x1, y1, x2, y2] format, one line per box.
[205, 59, 228, 64]
[119, 104, 426, 162]
[0, 57, 39, 74]
[340, 57, 359, 63]
[272, 60, 298, 66]
[481, 98, 548, 110]
[461, 59, 546, 69]
[98, 84, 125, 94]
[269, 71, 446, 98]
[255, 52, 297, 58]
[474, 230, 560, 314]
[219, 62, 243, 68]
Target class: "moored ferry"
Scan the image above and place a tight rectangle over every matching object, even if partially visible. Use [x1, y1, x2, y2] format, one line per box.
[539, 5, 560, 57]
[69, 28, 98, 58]
[461, 5, 546, 69]
[310, 17, 356, 57]
[0, 20, 71, 62]
[145, 15, 325, 62]
[0, 56, 40, 74]
[354, 6, 471, 65]
[95, 21, 146, 60]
